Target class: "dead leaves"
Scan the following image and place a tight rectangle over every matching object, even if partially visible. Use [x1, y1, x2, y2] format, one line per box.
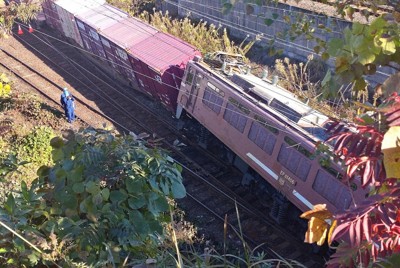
[300, 204, 335, 246]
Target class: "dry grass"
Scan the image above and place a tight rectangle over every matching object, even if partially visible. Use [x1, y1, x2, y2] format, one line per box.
[139, 10, 259, 57]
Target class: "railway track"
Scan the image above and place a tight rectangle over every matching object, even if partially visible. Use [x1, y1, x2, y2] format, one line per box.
[1, 26, 325, 267]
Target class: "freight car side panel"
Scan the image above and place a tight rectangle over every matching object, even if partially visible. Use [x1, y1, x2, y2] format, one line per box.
[100, 18, 158, 94]
[42, 0, 62, 33]
[129, 32, 200, 112]
[178, 62, 365, 213]
[75, 19, 93, 52]
[129, 56, 157, 98]
[75, 4, 127, 59]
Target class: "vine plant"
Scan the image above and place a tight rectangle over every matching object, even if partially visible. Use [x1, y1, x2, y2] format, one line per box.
[301, 94, 400, 267]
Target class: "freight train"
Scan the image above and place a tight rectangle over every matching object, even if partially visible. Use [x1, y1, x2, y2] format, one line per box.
[41, 0, 365, 222]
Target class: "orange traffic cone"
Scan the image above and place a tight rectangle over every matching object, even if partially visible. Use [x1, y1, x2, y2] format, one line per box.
[17, 25, 23, 35]
[28, 24, 34, 33]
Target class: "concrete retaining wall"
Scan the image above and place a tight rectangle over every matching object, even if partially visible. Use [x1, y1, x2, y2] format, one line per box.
[159, 0, 395, 86]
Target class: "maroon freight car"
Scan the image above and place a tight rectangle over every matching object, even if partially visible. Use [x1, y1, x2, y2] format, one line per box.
[74, 3, 128, 59]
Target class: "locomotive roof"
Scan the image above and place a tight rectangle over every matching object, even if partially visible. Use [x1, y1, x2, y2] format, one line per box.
[234, 73, 329, 140]
[197, 61, 329, 141]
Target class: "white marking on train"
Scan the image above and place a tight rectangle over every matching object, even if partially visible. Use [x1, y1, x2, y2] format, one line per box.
[246, 153, 278, 180]
[292, 190, 314, 209]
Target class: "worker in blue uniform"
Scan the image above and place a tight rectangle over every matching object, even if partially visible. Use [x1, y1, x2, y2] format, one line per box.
[65, 95, 76, 123]
[60, 87, 70, 117]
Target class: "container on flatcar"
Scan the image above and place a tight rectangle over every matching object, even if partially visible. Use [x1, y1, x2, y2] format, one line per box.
[74, 4, 128, 59]
[127, 32, 201, 112]
[177, 58, 366, 213]
[99, 17, 158, 97]
[42, 0, 105, 47]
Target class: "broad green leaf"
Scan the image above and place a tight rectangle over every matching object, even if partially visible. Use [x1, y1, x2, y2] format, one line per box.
[86, 181, 100, 195]
[72, 182, 85, 193]
[101, 188, 110, 201]
[352, 23, 365, 35]
[128, 195, 146, 209]
[368, 17, 387, 34]
[358, 50, 376, 65]
[52, 149, 64, 162]
[50, 206, 62, 215]
[4, 194, 15, 214]
[171, 181, 186, 198]
[272, 13, 278, 19]
[69, 165, 84, 183]
[327, 38, 344, 57]
[92, 193, 103, 206]
[129, 210, 148, 234]
[110, 189, 128, 203]
[148, 175, 160, 192]
[21, 181, 28, 200]
[126, 177, 141, 193]
[63, 193, 78, 209]
[37, 165, 50, 177]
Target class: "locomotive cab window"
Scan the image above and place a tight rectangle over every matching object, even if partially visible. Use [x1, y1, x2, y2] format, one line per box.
[223, 97, 250, 133]
[277, 137, 312, 181]
[248, 115, 278, 155]
[202, 82, 224, 114]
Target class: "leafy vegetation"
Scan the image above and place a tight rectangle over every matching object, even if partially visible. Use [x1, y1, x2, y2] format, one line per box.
[0, 0, 40, 38]
[106, 0, 155, 16]
[0, 127, 188, 266]
[139, 10, 259, 57]
[220, 0, 400, 266]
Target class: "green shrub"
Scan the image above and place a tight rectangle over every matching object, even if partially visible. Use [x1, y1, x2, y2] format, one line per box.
[17, 126, 54, 167]
[0, 127, 186, 267]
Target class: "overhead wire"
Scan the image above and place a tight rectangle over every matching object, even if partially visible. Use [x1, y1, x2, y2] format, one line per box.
[14, 22, 324, 143]
[164, 0, 391, 79]
[41, 1, 199, 67]
[18, 0, 358, 140]
[16, 20, 327, 128]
